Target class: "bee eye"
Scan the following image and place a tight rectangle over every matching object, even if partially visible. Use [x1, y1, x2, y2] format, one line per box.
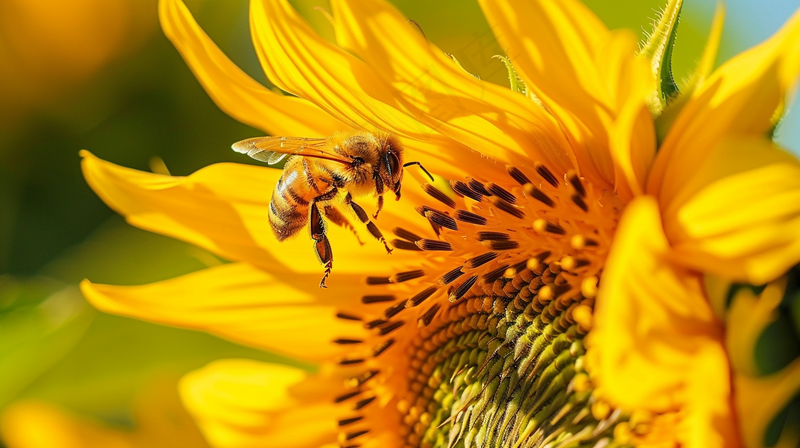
[386, 151, 401, 177]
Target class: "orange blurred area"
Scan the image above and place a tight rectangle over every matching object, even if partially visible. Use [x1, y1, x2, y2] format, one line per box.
[0, 0, 156, 127]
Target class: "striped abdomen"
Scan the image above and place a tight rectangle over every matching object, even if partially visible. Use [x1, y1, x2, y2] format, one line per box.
[268, 158, 333, 241]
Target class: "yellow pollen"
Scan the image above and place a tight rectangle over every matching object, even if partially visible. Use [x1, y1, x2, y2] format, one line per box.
[526, 258, 542, 271]
[570, 234, 586, 249]
[573, 305, 593, 331]
[592, 401, 611, 420]
[572, 372, 591, 393]
[613, 422, 633, 444]
[581, 276, 598, 299]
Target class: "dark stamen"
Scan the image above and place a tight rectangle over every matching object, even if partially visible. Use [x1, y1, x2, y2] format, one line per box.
[344, 430, 370, 441]
[390, 270, 425, 283]
[467, 178, 490, 197]
[333, 338, 363, 345]
[372, 338, 395, 356]
[567, 170, 586, 197]
[416, 239, 453, 251]
[338, 417, 364, 427]
[419, 303, 441, 327]
[454, 210, 487, 225]
[449, 275, 478, 302]
[361, 295, 395, 304]
[364, 319, 387, 329]
[334, 391, 362, 403]
[485, 240, 520, 251]
[523, 184, 555, 208]
[439, 266, 464, 285]
[339, 358, 365, 365]
[378, 320, 405, 335]
[486, 182, 516, 203]
[450, 180, 482, 201]
[482, 264, 509, 283]
[491, 197, 525, 219]
[426, 211, 458, 231]
[382, 302, 406, 319]
[422, 183, 456, 208]
[535, 162, 559, 187]
[392, 239, 422, 251]
[393, 227, 422, 242]
[407, 286, 437, 307]
[354, 396, 376, 410]
[571, 194, 588, 212]
[465, 252, 498, 268]
[336, 312, 362, 321]
[507, 165, 532, 185]
[534, 219, 566, 235]
[366, 276, 392, 285]
[477, 231, 509, 241]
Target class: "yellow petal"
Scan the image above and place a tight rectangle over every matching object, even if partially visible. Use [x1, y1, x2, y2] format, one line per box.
[81, 262, 370, 361]
[0, 378, 210, 448]
[329, 0, 576, 175]
[726, 277, 787, 376]
[81, 151, 427, 274]
[604, 32, 657, 199]
[0, 401, 134, 448]
[649, 8, 800, 199]
[159, 0, 343, 137]
[736, 359, 800, 448]
[247, 0, 479, 181]
[591, 196, 738, 447]
[659, 137, 800, 284]
[478, 0, 616, 183]
[180, 359, 338, 448]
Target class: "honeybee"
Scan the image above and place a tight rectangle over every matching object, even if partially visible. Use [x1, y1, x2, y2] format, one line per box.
[232, 132, 432, 288]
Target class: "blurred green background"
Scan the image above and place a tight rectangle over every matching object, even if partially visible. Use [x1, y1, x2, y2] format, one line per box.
[0, 0, 798, 445]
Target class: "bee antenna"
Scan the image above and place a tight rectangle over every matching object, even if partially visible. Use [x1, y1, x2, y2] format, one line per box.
[403, 161, 434, 182]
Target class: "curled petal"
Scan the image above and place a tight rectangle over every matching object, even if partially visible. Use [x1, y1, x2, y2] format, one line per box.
[649, 8, 800, 200]
[160, 0, 343, 137]
[180, 359, 340, 448]
[591, 196, 739, 448]
[660, 137, 800, 284]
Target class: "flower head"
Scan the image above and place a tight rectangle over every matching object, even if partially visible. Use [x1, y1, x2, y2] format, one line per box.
[79, 0, 800, 447]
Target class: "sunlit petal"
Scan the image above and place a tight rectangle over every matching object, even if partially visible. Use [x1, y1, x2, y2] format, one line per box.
[180, 360, 340, 448]
[81, 263, 371, 361]
[159, 0, 343, 137]
[330, 0, 576, 175]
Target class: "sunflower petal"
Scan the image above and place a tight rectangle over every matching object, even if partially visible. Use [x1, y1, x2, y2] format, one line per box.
[591, 196, 738, 448]
[329, 0, 576, 174]
[80, 263, 369, 361]
[180, 359, 339, 448]
[80, 152, 427, 274]
[649, 8, 800, 198]
[159, 0, 342, 137]
[0, 402, 134, 448]
[478, 0, 615, 178]
[659, 137, 800, 284]
[247, 0, 486, 180]
[736, 359, 800, 448]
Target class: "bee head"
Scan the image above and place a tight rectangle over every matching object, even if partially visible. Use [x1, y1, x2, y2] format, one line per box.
[378, 135, 405, 200]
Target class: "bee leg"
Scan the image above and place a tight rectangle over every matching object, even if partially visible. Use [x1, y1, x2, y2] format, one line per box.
[310, 201, 334, 288]
[373, 195, 384, 220]
[346, 193, 393, 255]
[322, 205, 364, 245]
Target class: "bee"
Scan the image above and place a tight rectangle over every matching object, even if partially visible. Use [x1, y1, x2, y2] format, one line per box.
[232, 132, 432, 288]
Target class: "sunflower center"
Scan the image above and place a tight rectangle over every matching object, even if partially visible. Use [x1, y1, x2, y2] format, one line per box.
[334, 162, 628, 448]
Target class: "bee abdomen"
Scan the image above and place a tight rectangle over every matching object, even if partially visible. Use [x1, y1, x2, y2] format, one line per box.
[269, 170, 310, 241]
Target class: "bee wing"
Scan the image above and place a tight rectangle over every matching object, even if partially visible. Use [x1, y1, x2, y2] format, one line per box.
[232, 136, 352, 165]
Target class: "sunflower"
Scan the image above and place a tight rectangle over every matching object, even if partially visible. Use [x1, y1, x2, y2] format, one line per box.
[79, 0, 800, 447]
